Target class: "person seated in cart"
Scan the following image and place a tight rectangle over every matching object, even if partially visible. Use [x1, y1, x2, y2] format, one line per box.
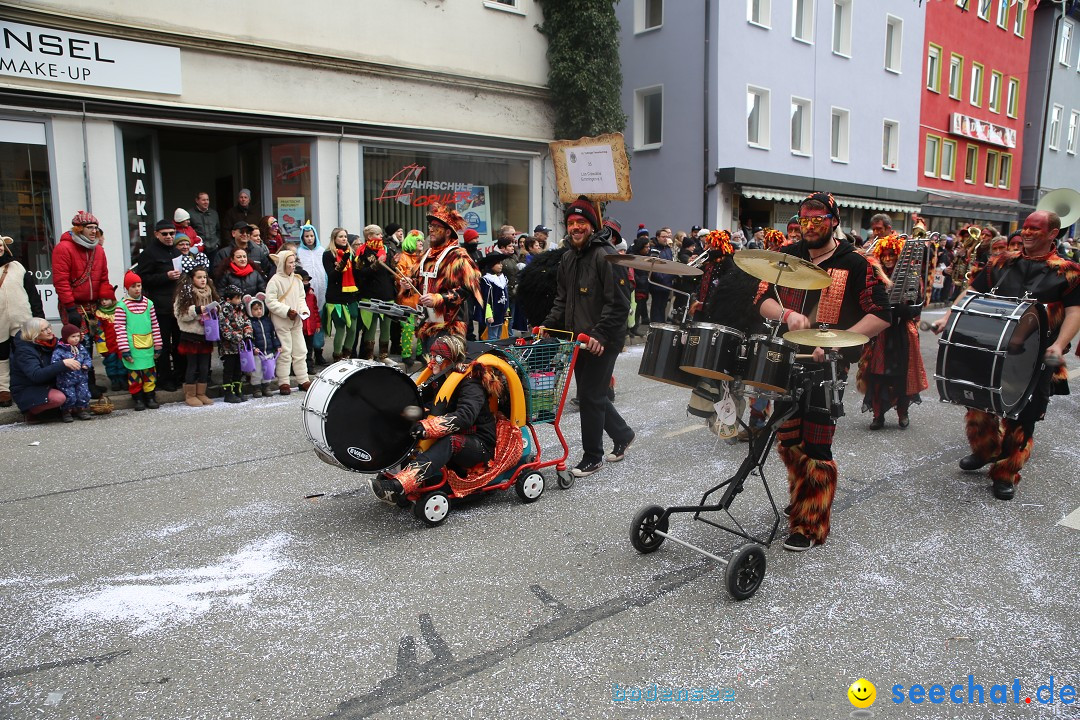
[371, 334, 511, 504]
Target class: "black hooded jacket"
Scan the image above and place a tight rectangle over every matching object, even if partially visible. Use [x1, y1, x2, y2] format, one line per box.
[542, 230, 630, 347]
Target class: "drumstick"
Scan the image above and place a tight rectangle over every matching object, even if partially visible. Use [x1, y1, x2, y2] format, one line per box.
[379, 259, 419, 294]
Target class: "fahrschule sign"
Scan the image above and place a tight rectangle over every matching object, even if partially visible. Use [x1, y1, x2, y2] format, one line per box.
[0, 20, 181, 95]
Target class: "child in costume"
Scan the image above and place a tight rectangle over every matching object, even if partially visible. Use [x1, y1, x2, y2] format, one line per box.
[246, 293, 281, 397]
[114, 270, 162, 411]
[93, 298, 128, 391]
[396, 229, 425, 372]
[51, 323, 93, 421]
[264, 250, 310, 395]
[173, 267, 219, 407]
[218, 283, 253, 403]
[297, 268, 321, 374]
[474, 253, 510, 339]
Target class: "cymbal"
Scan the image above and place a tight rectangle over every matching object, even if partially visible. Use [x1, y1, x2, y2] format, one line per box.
[784, 328, 870, 348]
[733, 249, 832, 290]
[606, 254, 703, 277]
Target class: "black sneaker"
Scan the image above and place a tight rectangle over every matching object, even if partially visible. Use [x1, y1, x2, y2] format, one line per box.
[782, 532, 815, 552]
[605, 432, 635, 462]
[571, 459, 604, 478]
[370, 474, 402, 504]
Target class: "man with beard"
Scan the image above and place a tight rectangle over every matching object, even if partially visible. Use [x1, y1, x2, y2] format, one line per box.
[756, 192, 890, 551]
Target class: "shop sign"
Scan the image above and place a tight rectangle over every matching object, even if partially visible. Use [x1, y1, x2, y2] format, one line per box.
[0, 20, 181, 95]
[375, 164, 473, 207]
[950, 112, 1016, 149]
[277, 197, 305, 242]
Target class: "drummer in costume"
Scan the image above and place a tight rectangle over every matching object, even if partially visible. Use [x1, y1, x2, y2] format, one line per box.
[857, 214, 929, 430]
[755, 192, 891, 551]
[931, 210, 1080, 500]
[371, 334, 505, 503]
[403, 203, 482, 351]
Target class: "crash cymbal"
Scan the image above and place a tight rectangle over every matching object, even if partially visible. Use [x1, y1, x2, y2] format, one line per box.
[783, 328, 870, 348]
[606, 254, 703, 277]
[733, 249, 832, 290]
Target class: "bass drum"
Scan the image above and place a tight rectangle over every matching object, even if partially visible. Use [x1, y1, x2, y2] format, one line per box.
[935, 293, 1047, 419]
[638, 323, 695, 388]
[301, 359, 421, 472]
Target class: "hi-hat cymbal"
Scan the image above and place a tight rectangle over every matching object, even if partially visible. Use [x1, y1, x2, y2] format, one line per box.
[784, 328, 870, 348]
[733, 249, 832, 290]
[605, 254, 703, 277]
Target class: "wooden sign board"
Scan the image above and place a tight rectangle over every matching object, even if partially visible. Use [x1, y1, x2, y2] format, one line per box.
[549, 133, 632, 203]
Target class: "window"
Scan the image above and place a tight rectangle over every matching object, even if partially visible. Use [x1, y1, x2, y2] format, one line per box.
[791, 97, 812, 155]
[970, 62, 984, 106]
[995, 0, 1009, 29]
[747, 87, 771, 148]
[831, 107, 850, 162]
[793, 0, 814, 42]
[0, 120, 54, 299]
[1069, 111, 1080, 154]
[941, 139, 957, 181]
[997, 153, 1012, 188]
[984, 150, 998, 186]
[1007, 77, 1020, 118]
[1061, 23, 1073, 66]
[484, 0, 523, 12]
[927, 45, 943, 92]
[948, 54, 964, 99]
[748, 0, 771, 27]
[925, 135, 941, 177]
[964, 145, 978, 183]
[882, 120, 899, 170]
[832, 0, 852, 56]
[988, 71, 1003, 113]
[634, 86, 664, 149]
[1013, 0, 1026, 37]
[885, 16, 903, 72]
[635, 0, 663, 33]
[977, 0, 991, 20]
[1050, 104, 1064, 150]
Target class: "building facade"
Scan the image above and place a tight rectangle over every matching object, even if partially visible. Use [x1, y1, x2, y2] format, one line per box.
[917, 0, 1033, 232]
[615, 0, 927, 238]
[1019, 0, 1080, 235]
[0, 1, 555, 319]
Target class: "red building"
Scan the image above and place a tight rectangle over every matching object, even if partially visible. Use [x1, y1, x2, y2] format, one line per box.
[918, 0, 1034, 232]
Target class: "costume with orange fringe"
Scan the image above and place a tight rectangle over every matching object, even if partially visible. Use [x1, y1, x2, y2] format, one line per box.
[406, 204, 482, 344]
[961, 247, 1080, 494]
[857, 234, 928, 425]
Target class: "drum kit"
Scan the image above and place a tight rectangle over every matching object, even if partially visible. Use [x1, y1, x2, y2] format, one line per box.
[617, 248, 868, 601]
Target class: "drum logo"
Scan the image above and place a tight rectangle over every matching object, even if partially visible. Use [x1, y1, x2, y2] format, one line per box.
[347, 447, 372, 462]
[688, 336, 700, 347]
[767, 351, 783, 363]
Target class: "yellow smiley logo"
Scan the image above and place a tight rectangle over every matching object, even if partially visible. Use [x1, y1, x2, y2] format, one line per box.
[848, 678, 876, 708]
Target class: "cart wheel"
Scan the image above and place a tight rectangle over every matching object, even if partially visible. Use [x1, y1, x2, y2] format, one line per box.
[557, 469, 575, 490]
[413, 491, 451, 527]
[514, 471, 545, 503]
[629, 504, 669, 554]
[725, 544, 767, 601]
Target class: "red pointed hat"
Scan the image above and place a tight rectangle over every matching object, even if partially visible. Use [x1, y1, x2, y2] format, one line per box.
[425, 203, 466, 239]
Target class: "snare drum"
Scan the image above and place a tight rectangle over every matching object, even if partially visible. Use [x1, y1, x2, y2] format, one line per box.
[638, 323, 695, 388]
[679, 322, 745, 381]
[935, 293, 1047, 419]
[301, 359, 421, 472]
[741, 334, 798, 396]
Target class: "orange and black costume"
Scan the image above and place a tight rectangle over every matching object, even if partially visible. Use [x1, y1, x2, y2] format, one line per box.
[963, 249, 1080, 492]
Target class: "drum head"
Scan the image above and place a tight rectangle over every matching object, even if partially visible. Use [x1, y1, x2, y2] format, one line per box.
[1000, 304, 1044, 410]
[323, 364, 420, 472]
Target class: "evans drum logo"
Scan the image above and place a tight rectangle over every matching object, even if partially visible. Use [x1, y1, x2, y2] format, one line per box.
[347, 447, 372, 462]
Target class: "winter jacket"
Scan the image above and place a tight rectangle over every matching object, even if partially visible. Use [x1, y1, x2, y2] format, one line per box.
[302, 289, 320, 335]
[216, 266, 266, 296]
[542, 232, 631, 348]
[218, 301, 252, 355]
[189, 206, 221, 254]
[250, 314, 280, 354]
[51, 231, 115, 313]
[134, 239, 181, 316]
[50, 341, 91, 405]
[356, 247, 396, 301]
[323, 247, 362, 305]
[9, 332, 65, 412]
[245, 240, 273, 281]
[0, 256, 42, 339]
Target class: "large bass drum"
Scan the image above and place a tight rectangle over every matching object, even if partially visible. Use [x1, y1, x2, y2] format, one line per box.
[935, 293, 1048, 419]
[638, 323, 695, 388]
[301, 359, 421, 472]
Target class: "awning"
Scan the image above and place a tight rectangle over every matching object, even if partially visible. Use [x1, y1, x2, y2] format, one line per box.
[740, 185, 921, 214]
[919, 188, 1034, 223]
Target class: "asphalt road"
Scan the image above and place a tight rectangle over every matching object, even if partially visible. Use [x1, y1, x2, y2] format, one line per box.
[2, 311, 1078, 719]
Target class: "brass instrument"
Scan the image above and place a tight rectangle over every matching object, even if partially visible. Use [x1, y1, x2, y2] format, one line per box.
[963, 225, 982, 251]
[1036, 187, 1080, 227]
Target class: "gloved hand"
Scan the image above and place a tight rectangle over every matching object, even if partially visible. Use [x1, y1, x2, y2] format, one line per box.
[410, 422, 426, 440]
[66, 307, 82, 327]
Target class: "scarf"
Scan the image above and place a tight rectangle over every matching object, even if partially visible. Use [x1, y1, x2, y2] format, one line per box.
[365, 237, 387, 263]
[336, 247, 358, 292]
[35, 336, 58, 350]
[230, 261, 255, 277]
[69, 231, 99, 250]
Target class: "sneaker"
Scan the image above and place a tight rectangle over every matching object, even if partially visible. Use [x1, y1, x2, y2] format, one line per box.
[782, 532, 815, 552]
[60, 409, 74, 423]
[605, 432, 635, 462]
[370, 473, 403, 504]
[571, 459, 604, 478]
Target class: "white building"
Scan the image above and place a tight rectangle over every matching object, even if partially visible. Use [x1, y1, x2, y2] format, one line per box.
[0, 0, 554, 318]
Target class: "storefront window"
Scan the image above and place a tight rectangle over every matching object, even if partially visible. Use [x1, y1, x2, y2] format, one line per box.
[0, 119, 53, 290]
[268, 140, 312, 242]
[121, 125, 158, 264]
[363, 146, 530, 248]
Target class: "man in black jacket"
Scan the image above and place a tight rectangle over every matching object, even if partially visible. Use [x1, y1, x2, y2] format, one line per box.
[134, 219, 184, 391]
[542, 196, 635, 478]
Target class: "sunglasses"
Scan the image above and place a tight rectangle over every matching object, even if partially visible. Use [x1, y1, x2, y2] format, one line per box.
[159, 230, 176, 236]
[797, 215, 834, 229]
